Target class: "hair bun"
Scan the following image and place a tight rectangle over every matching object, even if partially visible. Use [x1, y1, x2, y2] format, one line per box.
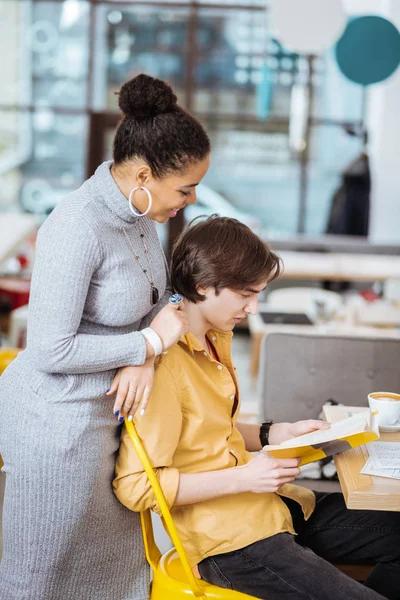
[118, 74, 178, 118]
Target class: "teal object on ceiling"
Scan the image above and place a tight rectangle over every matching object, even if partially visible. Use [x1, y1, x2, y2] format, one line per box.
[335, 16, 400, 85]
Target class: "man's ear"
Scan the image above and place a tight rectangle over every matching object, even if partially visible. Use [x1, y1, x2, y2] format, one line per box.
[196, 285, 209, 298]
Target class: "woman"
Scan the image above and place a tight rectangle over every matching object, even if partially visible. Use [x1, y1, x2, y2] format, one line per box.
[0, 74, 210, 599]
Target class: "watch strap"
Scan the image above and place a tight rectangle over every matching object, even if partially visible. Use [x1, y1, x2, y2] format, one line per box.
[259, 420, 274, 447]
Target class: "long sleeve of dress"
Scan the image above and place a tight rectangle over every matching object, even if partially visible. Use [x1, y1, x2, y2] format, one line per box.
[27, 216, 147, 374]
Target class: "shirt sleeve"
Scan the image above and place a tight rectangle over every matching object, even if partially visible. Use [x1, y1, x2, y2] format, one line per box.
[27, 215, 147, 374]
[113, 362, 182, 515]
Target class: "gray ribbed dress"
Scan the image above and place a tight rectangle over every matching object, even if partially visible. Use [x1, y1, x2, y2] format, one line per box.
[0, 161, 169, 599]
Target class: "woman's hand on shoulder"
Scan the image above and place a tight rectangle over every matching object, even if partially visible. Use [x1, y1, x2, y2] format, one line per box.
[107, 357, 155, 421]
[150, 301, 189, 351]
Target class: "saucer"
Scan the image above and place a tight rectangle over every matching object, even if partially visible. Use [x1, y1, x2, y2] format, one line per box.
[379, 424, 400, 433]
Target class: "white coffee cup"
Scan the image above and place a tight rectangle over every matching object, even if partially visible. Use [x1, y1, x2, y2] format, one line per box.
[368, 392, 400, 429]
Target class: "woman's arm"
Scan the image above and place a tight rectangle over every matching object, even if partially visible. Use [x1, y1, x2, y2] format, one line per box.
[27, 216, 151, 374]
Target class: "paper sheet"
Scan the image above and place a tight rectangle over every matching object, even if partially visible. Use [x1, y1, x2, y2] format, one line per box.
[366, 442, 400, 469]
[361, 457, 400, 480]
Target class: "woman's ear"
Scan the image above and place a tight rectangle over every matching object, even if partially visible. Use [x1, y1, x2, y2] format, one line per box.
[135, 165, 153, 186]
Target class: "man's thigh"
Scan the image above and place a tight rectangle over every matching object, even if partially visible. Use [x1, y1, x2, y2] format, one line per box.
[297, 492, 400, 565]
[198, 532, 384, 600]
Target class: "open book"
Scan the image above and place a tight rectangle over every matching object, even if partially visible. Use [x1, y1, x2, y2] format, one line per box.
[263, 411, 379, 466]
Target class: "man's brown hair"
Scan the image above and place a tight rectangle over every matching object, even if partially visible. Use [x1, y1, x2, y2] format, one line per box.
[171, 215, 282, 302]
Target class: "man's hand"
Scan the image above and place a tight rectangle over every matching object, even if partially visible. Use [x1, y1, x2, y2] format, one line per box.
[268, 420, 330, 446]
[236, 453, 301, 494]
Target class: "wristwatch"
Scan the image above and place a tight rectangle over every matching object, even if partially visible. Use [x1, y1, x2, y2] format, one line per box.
[259, 420, 274, 448]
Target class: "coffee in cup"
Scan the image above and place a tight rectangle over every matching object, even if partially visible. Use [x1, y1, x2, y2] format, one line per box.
[368, 392, 400, 429]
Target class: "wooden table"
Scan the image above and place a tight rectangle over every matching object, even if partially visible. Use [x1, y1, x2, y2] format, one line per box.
[0, 213, 39, 269]
[323, 404, 400, 511]
[279, 250, 400, 282]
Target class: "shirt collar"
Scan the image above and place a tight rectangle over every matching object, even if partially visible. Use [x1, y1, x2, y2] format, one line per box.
[93, 160, 141, 224]
[180, 330, 233, 355]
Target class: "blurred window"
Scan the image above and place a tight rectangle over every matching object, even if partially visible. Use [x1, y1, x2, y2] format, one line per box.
[0, 0, 364, 239]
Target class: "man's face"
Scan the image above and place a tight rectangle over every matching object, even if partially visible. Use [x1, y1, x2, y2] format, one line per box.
[198, 281, 267, 332]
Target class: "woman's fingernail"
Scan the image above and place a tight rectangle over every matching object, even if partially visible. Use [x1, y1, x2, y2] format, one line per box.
[140, 408, 145, 416]
[114, 409, 119, 416]
[119, 416, 124, 423]
[106, 389, 110, 393]
[128, 415, 133, 422]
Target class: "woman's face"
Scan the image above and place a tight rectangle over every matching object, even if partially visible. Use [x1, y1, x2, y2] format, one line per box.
[135, 155, 210, 223]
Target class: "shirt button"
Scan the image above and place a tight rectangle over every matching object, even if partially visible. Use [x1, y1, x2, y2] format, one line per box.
[212, 336, 216, 341]
[217, 365, 223, 370]
[230, 395, 235, 400]
[203, 351, 207, 357]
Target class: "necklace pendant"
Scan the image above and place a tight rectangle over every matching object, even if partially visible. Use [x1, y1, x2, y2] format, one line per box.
[151, 286, 159, 305]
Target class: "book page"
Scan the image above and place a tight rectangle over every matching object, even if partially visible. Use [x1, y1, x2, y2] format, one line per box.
[278, 413, 371, 449]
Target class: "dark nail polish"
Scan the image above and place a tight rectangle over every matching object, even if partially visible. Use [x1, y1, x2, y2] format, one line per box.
[106, 389, 110, 393]
[114, 410, 119, 416]
[119, 416, 124, 423]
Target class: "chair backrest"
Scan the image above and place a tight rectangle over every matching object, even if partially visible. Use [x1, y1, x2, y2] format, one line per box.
[124, 419, 205, 597]
[258, 332, 400, 422]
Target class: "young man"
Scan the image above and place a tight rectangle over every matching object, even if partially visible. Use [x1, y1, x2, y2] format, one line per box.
[114, 217, 399, 600]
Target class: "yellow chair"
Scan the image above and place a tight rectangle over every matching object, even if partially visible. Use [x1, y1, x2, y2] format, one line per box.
[0, 347, 20, 375]
[125, 419, 259, 600]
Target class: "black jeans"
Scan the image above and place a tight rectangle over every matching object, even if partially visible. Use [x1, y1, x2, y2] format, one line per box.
[198, 492, 400, 600]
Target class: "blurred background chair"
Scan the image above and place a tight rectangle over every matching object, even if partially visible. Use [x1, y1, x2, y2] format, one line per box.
[258, 331, 400, 423]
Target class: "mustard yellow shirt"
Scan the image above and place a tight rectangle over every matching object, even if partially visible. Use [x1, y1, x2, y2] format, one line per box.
[113, 330, 315, 568]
